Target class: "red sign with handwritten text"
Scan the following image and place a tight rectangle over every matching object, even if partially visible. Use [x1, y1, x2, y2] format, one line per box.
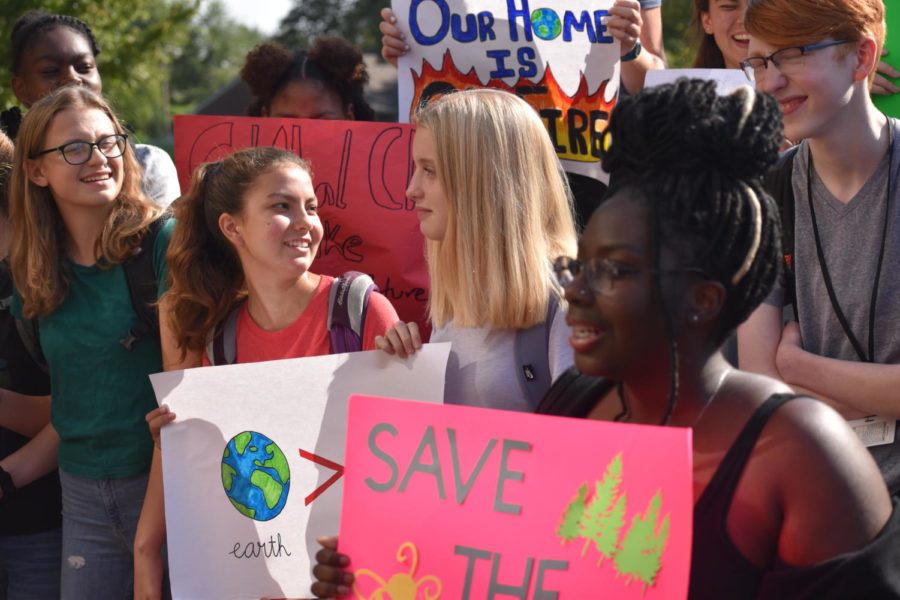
[173, 115, 429, 332]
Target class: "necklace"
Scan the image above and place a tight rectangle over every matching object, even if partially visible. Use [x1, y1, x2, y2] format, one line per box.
[613, 368, 731, 427]
[806, 122, 894, 363]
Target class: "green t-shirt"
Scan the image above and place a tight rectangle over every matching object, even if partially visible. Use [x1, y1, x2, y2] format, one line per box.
[13, 218, 174, 478]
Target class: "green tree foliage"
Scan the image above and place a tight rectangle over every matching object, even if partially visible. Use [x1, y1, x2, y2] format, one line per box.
[275, 0, 386, 53]
[0, 0, 198, 146]
[578, 453, 626, 564]
[168, 0, 263, 113]
[557, 483, 588, 543]
[662, 0, 695, 68]
[614, 490, 670, 592]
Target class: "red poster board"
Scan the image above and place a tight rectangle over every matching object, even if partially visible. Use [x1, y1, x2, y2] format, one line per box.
[173, 115, 429, 333]
[340, 395, 693, 599]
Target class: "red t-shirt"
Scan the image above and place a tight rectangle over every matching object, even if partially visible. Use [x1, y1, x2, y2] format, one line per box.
[203, 275, 399, 365]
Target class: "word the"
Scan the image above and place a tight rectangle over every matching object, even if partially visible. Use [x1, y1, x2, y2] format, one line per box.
[365, 424, 532, 515]
[228, 533, 292, 559]
[455, 544, 568, 600]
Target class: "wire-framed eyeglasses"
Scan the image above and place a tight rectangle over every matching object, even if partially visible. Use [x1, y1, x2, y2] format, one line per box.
[739, 39, 852, 82]
[554, 256, 707, 295]
[30, 133, 128, 166]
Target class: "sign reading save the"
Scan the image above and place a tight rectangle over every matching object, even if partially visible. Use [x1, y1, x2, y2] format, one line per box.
[340, 395, 692, 599]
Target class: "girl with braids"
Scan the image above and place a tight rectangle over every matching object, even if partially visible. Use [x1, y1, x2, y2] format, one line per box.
[241, 36, 375, 121]
[134, 147, 399, 598]
[311, 79, 900, 599]
[2, 9, 180, 207]
[9, 86, 178, 598]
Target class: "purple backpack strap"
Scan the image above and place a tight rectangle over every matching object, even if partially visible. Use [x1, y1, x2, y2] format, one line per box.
[207, 305, 241, 365]
[327, 272, 377, 353]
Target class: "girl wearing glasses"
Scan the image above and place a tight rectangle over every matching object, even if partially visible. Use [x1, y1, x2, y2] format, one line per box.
[377, 89, 577, 412]
[313, 79, 900, 599]
[8, 85, 179, 599]
[1, 10, 180, 207]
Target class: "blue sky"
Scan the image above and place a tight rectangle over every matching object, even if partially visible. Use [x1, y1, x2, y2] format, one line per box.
[217, 0, 294, 35]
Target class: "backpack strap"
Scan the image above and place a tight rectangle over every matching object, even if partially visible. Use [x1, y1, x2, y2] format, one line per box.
[13, 314, 47, 374]
[514, 293, 560, 411]
[120, 214, 171, 350]
[764, 145, 799, 321]
[327, 271, 377, 354]
[207, 305, 241, 366]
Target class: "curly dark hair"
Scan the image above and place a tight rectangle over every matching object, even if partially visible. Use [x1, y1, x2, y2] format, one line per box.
[602, 77, 783, 424]
[10, 10, 101, 74]
[241, 36, 374, 121]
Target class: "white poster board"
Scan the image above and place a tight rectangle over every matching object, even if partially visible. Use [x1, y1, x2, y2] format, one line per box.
[644, 68, 751, 96]
[150, 343, 451, 600]
[394, 0, 619, 182]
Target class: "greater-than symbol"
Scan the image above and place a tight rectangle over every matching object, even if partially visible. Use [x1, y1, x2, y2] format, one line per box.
[298, 449, 344, 505]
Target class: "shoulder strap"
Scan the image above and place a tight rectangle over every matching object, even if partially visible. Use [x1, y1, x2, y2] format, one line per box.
[207, 305, 242, 366]
[515, 293, 560, 411]
[764, 146, 799, 321]
[327, 271, 377, 354]
[120, 214, 170, 351]
[699, 394, 802, 512]
[13, 315, 47, 374]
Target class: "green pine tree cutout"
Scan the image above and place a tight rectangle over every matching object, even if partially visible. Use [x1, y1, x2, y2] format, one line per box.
[578, 453, 626, 563]
[613, 490, 670, 593]
[557, 483, 589, 543]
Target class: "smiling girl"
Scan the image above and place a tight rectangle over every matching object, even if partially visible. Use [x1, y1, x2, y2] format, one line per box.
[134, 147, 400, 598]
[9, 85, 174, 599]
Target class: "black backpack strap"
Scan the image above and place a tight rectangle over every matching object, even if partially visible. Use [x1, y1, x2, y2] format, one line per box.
[514, 293, 560, 411]
[13, 315, 47, 374]
[764, 145, 799, 321]
[207, 305, 241, 366]
[120, 214, 170, 350]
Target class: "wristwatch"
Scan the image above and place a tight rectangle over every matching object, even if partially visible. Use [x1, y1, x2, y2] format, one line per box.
[621, 39, 642, 63]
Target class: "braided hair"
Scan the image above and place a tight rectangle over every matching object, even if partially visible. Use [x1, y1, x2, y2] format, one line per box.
[10, 11, 101, 75]
[241, 36, 374, 121]
[602, 78, 783, 424]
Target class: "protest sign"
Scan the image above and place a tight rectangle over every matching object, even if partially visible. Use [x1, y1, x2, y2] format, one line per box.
[173, 115, 429, 333]
[394, 0, 619, 182]
[340, 395, 693, 599]
[150, 343, 451, 600]
[873, 3, 900, 118]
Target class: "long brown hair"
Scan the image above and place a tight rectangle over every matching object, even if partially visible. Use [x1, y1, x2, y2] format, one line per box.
[164, 147, 312, 355]
[9, 86, 160, 318]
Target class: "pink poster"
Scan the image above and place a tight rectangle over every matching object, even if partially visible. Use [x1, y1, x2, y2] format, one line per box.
[340, 395, 693, 599]
[173, 115, 429, 333]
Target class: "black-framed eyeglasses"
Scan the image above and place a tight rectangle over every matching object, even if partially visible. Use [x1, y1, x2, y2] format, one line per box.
[554, 256, 707, 295]
[30, 133, 128, 166]
[740, 39, 852, 82]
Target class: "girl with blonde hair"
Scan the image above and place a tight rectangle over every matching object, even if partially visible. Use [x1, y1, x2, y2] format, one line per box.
[8, 85, 176, 598]
[379, 88, 578, 410]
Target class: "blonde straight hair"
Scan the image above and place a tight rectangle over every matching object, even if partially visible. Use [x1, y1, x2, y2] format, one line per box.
[10, 86, 161, 318]
[415, 89, 577, 329]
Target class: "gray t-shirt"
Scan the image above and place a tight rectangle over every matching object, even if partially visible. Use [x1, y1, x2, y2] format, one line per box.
[766, 119, 900, 493]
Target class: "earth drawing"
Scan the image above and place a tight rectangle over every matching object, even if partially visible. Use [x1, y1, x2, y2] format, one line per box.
[531, 8, 562, 40]
[221, 431, 291, 521]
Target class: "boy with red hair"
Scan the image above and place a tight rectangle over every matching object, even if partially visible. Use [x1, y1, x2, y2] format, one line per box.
[739, 0, 900, 494]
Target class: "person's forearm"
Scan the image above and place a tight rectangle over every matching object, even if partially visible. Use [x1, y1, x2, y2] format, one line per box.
[0, 389, 50, 437]
[620, 49, 665, 94]
[0, 422, 59, 492]
[779, 348, 900, 418]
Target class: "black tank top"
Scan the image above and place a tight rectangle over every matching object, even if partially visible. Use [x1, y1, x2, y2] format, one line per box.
[538, 370, 900, 599]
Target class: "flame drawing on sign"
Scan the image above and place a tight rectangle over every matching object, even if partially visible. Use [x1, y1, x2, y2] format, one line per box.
[353, 542, 442, 600]
[409, 51, 617, 163]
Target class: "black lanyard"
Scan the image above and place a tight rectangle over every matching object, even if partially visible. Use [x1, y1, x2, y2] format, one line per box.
[806, 124, 894, 363]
